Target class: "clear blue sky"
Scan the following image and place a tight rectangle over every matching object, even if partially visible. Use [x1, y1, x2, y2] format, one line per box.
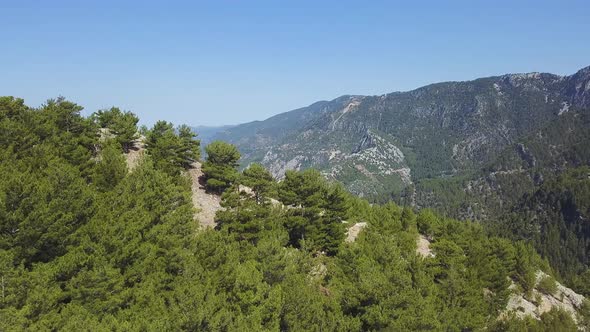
[1, 0, 589, 126]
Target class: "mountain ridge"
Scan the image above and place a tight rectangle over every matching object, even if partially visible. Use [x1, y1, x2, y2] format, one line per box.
[205, 65, 589, 192]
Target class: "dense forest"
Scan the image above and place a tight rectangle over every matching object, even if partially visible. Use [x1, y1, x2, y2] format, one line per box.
[1, 96, 589, 331]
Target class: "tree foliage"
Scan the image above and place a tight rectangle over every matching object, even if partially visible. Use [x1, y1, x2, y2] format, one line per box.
[0, 96, 584, 331]
[92, 139, 127, 191]
[202, 141, 240, 193]
[92, 107, 139, 151]
[241, 163, 275, 204]
[145, 121, 200, 175]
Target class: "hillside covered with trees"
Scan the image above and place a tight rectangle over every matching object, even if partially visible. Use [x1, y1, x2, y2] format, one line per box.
[0, 96, 589, 330]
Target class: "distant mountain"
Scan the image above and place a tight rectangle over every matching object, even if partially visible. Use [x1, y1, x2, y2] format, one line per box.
[209, 66, 590, 203]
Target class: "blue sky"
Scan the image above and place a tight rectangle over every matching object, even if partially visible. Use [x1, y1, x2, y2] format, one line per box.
[1, 0, 589, 126]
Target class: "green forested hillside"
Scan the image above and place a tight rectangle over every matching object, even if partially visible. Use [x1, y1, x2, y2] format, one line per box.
[414, 107, 590, 293]
[0, 96, 588, 330]
[493, 167, 590, 295]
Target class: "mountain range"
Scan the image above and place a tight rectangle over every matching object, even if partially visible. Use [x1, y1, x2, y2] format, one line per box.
[202, 66, 589, 205]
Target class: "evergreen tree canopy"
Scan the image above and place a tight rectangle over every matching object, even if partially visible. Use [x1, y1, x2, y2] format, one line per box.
[92, 107, 140, 152]
[202, 141, 240, 193]
[145, 121, 200, 175]
[241, 163, 275, 204]
[278, 170, 348, 255]
[92, 139, 127, 192]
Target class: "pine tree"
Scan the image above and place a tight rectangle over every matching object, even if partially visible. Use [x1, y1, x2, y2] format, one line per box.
[176, 124, 200, 168]
[241, 163, 274, 204]
[202, 141, 240, 193]
[314, 184, 348, 255]
[401, 206, 416, 231]
[216, 188, 271, 243]
[111, 110, 139, 152]
[514, 241, 537, 294]
[92, 107, 139, 152]
[92, 140, 127, 191]
[278, 170, 347, 254]
[145, 121, 195, 175]
[5, 159, 94, 265]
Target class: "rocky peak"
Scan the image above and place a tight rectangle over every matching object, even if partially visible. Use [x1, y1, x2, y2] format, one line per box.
[566, 65, 590, 109]
[352, 130, 376, 154]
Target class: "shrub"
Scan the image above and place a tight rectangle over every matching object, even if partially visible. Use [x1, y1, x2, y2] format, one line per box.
[537, 275, 557, 295]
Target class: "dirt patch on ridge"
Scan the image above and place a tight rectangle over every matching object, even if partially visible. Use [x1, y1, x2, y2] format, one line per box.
[188, 162, 222, 228]
[123, 139, 221, 228]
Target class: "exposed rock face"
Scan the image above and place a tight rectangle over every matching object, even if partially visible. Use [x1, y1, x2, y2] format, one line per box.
[264, 154, 306, 179]
[565, 65, 590, 109]
[124, 136, 146, 172]
[352, 130, 376, 154]
[199, 66, 590, 285]
[416, 235, 434, 258]
[345, 222, 367, 243]
[505, 271, 586, 323]
[516, 143, 536, 168]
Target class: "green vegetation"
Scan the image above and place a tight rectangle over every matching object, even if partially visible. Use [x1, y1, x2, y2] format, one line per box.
[0, 96, 584, 330]
[241, 163, 276, 203]
[490, 308, 577, 332]
[278, 169, 348, 255]
[491, 166, 590, 295]
[202, 140, 241, 193]
[92, 107, 139, 152]
[579, 300, 590, 330]
[537, 275, 558, 296]
[145, 120, 201, 175]
[408, 110, 590, 295]
[93, 139, 128, 191]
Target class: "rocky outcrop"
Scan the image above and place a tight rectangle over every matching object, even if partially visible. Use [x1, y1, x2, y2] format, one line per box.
[345, 222, 367, 243]
[565, 65, 590, 109]
[505, 271, 586, 323]
[352, 130, 376, 154]
[124, 136, 146, 172]
[416, 235, 434, 258]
